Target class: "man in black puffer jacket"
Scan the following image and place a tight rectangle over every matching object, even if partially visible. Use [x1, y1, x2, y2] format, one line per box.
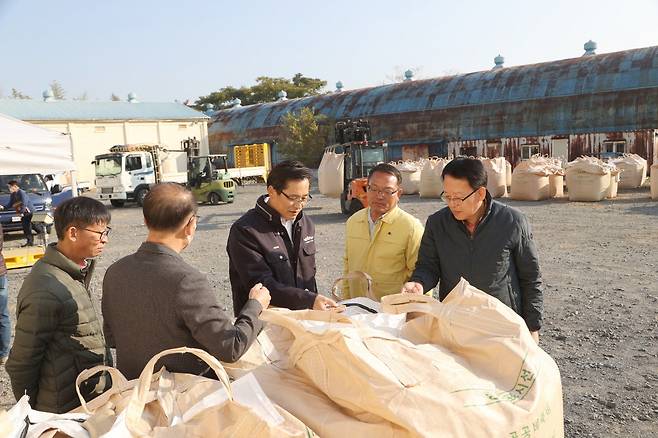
[402, 158, 544, 342]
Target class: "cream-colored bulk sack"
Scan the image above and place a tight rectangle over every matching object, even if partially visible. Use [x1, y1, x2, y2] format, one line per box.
[481, 157, 507, 198]
[651, 164, 658, 200]
[257, 278, 564, 438]
[611, 154, 647, 189]
[549, 174, 564, 198]
[511, 172, 550, 201]
[318, 149, 344, 198]
[419, 157, 450, 198]
[565, 157, 611, 202]
[75, 347, 315, 438]
[395, 161, 421, 195]
[607, 169, 620, 199]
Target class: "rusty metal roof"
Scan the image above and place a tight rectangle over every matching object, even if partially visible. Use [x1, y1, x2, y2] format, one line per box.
[210, 46, 658, 146]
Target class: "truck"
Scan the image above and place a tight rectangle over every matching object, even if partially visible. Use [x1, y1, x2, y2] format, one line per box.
[0, 173, 55, 235]
[324, 120, 389, 215]
[92, 138, 235, 207]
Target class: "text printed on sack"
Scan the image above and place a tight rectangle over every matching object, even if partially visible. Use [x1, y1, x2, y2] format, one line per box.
[508, 404, 555, 438]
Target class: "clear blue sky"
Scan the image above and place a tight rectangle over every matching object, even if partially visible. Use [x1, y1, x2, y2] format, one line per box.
[1, 0, 656, 103]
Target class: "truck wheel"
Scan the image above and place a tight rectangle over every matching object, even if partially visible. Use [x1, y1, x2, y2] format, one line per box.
[110, 200, 125, 208]
[208, 192, 221, 205]
[135, 188, 149, 206]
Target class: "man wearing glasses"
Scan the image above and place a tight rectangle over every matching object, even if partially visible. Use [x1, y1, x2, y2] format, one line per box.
[7, 197, 113, 413]
[227, 160, 337, 315]
[401, 158, 544, 343]
[343, 163, 424, 300]
[102, 183, 270, 379]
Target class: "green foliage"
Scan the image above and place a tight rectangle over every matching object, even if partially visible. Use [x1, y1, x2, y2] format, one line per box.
[278, 107, 330, 167]
[194, 73, 326, 110]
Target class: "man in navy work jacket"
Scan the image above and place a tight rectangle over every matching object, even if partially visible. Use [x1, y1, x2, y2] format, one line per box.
[402, 157, 544, 343]
[227, 160, 338, 316]
[0, 180, 39, 247]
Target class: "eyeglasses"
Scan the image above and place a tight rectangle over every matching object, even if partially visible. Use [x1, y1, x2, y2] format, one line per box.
[82, 227, 112, 239]
[440, 188, 480, 206]
[188, 214, 201, 225]
[366, 185, 399, 197]
[280, 191, 312, 205]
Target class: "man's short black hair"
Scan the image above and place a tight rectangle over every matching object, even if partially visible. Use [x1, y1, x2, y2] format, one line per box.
[368, 163, 402, 185]
[7, 180, 18, 187]
[54, 197, 111, 240]
[442, 158, 488, 189]
[266, 160, 312, 192]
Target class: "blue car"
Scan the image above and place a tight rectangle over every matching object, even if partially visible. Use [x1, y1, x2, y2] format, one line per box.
[0, 174, 54, 234]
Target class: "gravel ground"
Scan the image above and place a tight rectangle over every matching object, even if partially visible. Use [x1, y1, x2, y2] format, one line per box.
[1, 183, 657, 437]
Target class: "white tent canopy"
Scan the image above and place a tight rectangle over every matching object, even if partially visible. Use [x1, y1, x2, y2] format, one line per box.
[0, 112, 76, 174]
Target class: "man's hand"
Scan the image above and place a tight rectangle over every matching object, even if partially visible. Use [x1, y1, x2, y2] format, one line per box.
[248, 283, 271, 311]
[401, 281, 424, 295]
[0, 205, 4, 211]
[530, 331, 539, 344]
[313, 294, 339, 311]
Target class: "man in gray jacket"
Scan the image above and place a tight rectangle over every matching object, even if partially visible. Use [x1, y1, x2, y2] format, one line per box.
[102, 183, 270, 380]
[402, 158, 544, 342]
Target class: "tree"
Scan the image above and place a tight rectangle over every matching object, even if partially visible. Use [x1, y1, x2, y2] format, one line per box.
[277, 107, 329, 167]
[110, 93, 121, 101]
[194, 74, 326, 110]
[10, 88, 31, 99]
[50, 80, 66, 100]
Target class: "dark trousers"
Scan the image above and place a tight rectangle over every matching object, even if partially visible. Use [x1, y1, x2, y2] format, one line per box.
[21, 212, 34, 244]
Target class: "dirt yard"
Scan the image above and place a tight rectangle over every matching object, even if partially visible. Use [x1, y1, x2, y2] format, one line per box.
[1, 184, 657, 437]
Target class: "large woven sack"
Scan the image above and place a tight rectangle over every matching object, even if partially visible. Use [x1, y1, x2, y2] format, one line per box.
[511, 173, 550, 201]
[651, 163, 658, 200]
[0, 395, 91, 438]
[318, 149, 344, 198]
[481, 157, 507, 198]
[395, 161, 421, 195]
[257, 279, 564, 438]
[506, 160, 512, 187]
[566, 170, 609, 201]
[549, 174, 564, 198]
[611, 154, 647, 189]
[607, 170, 620, 199]
[75, 347, 314, 438]
[565, 157, 611, 202]
[419, 157, 450, 198]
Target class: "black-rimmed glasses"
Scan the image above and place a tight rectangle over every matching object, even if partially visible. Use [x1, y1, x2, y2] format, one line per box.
[280, 191, 312, 205]
[440, 188, 480, 206]
[82, 227, 112, 239]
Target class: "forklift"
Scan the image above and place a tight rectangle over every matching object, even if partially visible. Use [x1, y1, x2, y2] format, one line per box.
[187, 154, 235, 204]
[332, 120, 388, 215]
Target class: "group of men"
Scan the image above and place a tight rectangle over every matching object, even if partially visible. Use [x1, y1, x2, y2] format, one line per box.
[2, 157, 544, 413]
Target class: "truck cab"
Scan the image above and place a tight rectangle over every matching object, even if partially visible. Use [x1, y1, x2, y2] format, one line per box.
[93, 151, 157, 207]
[0, 173, 53, 234]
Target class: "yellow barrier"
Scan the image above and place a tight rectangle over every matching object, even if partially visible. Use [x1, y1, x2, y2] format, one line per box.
[2, 247, 45, 270]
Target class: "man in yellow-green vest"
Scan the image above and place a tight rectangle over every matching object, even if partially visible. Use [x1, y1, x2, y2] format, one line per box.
[343, 163, 424, 300]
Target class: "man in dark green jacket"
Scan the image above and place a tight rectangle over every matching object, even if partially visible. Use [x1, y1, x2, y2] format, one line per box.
[402, 158, 544, 342]
[6, 197, 113, 413]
